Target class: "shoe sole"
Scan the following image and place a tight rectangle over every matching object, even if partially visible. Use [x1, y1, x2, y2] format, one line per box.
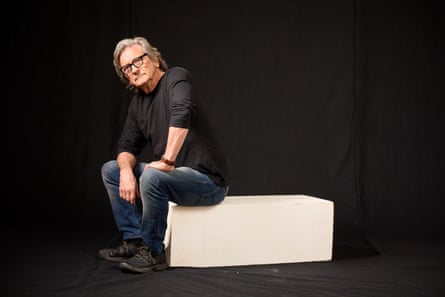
[118, 261, 169, 273]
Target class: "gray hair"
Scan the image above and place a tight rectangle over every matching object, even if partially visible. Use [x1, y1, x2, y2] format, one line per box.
[113, 37, 168, 92]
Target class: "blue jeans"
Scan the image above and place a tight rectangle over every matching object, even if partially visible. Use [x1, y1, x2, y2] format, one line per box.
[101, 160, 228, 255]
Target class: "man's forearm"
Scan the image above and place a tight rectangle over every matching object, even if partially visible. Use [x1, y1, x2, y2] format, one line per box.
[163, 127, 189, 162]
[117, 152, 137, 171]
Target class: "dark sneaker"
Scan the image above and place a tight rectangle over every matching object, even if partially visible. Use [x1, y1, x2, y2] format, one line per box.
[98, 240, 139, 262]
[118, 245, 168, 273]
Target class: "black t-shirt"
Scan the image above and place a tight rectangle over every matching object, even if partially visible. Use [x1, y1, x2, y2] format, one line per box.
[117, 67, 230, 187]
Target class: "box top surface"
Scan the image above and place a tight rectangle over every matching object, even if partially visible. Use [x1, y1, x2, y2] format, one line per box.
[221, 195, 331, 205]
[168, 195, 333, 208]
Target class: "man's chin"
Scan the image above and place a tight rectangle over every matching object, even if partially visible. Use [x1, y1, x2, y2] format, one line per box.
[133, 77, 147, 86]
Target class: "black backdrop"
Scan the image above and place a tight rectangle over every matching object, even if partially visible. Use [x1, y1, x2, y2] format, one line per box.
[3, 0, 444, 252]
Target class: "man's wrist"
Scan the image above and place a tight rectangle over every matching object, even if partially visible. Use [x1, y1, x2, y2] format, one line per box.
[161, 155, 176, 166]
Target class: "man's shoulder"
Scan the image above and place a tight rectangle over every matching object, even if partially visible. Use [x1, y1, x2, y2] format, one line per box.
[165, 67, 192, 79]
[162, 67, 194, 90]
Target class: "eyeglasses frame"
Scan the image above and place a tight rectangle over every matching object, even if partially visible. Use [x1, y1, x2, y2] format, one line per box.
[120, 53, 149, 75]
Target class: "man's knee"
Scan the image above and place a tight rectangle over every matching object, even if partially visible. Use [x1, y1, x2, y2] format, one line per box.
[101, 160, 119, 179]
[139, 168, 168, 192]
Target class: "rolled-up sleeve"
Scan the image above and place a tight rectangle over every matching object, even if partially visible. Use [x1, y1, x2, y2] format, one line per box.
[168, 71, 196, 128]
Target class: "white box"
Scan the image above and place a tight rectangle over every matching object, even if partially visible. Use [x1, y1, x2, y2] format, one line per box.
[164, 195, 334, 267]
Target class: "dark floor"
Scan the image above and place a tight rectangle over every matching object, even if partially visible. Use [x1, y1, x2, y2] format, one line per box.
[2, 227, 444, 297]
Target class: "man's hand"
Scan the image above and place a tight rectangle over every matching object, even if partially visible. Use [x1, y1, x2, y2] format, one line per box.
[119, 168, 140, 205]
[145, 160, 175, 172]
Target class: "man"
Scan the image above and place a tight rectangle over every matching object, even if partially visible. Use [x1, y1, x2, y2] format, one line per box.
[99, 37, 230, 274]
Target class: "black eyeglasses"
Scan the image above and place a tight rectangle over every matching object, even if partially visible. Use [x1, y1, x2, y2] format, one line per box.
[120, 53, 148, 75]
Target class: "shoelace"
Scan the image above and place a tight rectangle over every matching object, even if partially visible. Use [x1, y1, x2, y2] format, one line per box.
[117, 241, 130, 254]
[134, 246, 154, 262]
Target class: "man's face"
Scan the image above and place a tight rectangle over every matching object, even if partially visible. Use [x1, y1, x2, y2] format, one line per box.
[119, 44, 158, 88]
